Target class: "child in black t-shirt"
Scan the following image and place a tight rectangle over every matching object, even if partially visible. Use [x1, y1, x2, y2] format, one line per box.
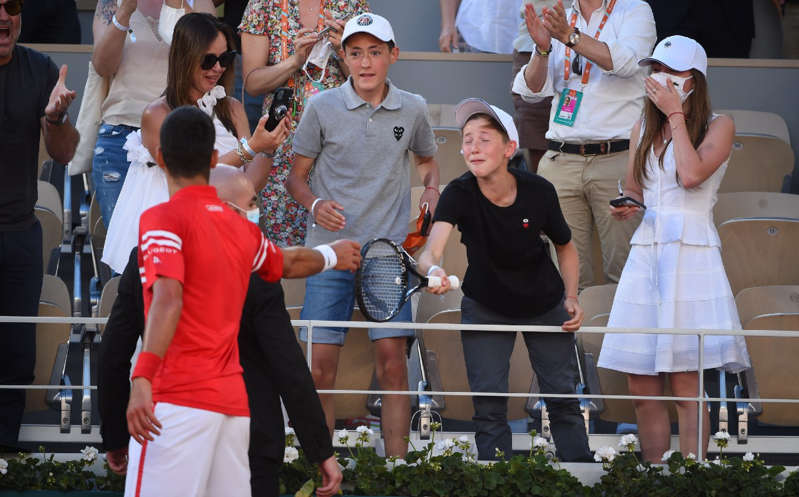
[417, 98, 591, 462]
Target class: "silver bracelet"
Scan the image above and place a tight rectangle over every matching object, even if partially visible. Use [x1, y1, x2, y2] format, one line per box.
[310, 198, 323, 220]
[111, 15, 135, 42]
[240, 137, 256, 159]
[235, 141, 252, 163]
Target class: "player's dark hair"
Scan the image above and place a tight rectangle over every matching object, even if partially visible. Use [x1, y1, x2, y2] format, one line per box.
[160, 106, 216, 180]
[464, 113, 509, 143]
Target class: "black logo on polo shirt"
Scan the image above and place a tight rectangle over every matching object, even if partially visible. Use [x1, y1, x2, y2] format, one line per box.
[393, 126, 404, 141]
[357, 15, 373, 26]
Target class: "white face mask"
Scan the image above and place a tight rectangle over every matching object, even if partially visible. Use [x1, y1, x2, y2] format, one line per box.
[302, 39, 335, 83]
[226, 201, 260, 224]
[158, 0, 185, 45]
[650, 71, 694, 103]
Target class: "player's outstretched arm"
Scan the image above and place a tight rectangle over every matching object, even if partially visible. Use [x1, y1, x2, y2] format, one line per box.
[417, 221, 454, 295]
[281, 240, 361, 278]
[127, 277, 182, 444]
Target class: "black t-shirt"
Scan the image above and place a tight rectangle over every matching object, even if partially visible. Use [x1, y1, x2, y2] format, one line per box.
[0, 45, 59, 231]
[434, 168, 571, 318]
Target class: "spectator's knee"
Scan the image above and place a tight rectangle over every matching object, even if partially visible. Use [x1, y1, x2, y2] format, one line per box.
[375, 356, 407, 390]
[311, 362, 337, 389]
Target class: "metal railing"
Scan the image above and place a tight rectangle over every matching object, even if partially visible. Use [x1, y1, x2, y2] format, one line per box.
[2, 314, 798, 456]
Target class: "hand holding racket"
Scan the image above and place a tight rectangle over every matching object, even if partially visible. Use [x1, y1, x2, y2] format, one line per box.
[355, 238, 460, 322]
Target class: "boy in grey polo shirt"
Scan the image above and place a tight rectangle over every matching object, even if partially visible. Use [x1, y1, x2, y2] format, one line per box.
[287, 13, 440, 457]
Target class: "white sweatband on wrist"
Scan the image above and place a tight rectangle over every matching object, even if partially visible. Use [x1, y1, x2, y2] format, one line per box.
[310, 198, 323, 220]
[427, 265, 442, 276]
[112, 15, 129, 32]
[314, 244, 337, 272]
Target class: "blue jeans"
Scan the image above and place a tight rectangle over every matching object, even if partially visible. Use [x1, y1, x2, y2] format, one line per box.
[91, 123, 138, 226]
[234, 54, 265, 134]
[298, 269, 414, 345]
[460, 296, 592, 462]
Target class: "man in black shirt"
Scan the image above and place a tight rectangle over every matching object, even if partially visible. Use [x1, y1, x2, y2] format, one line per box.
[98, 167, 342, 497]
[0, 0, 79, 450]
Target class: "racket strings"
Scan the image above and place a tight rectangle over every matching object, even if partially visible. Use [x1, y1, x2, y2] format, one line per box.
[360, 244, 406, 321]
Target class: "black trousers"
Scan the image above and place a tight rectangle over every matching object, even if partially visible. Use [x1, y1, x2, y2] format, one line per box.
[0, 222, 43, 446]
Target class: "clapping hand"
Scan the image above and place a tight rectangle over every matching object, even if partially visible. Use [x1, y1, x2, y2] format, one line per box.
[44, 65, 77, 123]
[541, 0, 572, 45]
[524, 4, 552, 51]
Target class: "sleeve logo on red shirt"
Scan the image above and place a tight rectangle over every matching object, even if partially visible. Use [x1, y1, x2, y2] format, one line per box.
[141, 230, 183, 253]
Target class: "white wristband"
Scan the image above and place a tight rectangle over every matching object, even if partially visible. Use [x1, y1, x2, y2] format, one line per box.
[112, 15, 136, 42]
[240, 137, 256, 159]
[427, 265, 442, 276]
[314, 244, 337, 272]
[310, 198, 323, 220]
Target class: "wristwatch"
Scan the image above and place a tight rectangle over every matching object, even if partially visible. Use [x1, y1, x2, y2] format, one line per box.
[565, 27, 581, 48]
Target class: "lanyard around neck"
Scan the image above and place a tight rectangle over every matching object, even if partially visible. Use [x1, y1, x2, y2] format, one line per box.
[563, 0, 616, 85]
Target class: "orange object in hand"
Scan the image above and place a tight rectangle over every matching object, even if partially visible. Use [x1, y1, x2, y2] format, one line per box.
[402, 202, 431, 257]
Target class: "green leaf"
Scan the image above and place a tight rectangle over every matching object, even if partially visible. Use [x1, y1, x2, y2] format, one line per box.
[294, 478, 315, 497]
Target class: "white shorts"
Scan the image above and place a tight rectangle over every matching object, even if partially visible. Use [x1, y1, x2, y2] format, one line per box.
[124, 402, 251, 497]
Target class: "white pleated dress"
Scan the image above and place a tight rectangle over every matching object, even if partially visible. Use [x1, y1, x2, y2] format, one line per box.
[597, 115, 751, 376]
[101, 87, 239, 273]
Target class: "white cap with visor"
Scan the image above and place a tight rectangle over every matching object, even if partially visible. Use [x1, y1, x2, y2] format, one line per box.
[638, 35, 708, 76]
[455, 98, 519, 146]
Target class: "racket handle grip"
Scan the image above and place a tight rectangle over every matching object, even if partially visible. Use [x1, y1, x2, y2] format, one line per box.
[427, 275, 460, 289]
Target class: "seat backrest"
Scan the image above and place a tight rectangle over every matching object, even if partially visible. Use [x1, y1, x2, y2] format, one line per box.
[735, 285, 799, 325]
[98, 276, 122, 333]
[743, 314, 799, 426]
[578, 284, 617, 323]
[717, 109, 791, 145]
[37, 180, 63, 224]
[281, 278, 306, 309]
[422, 309, 534, 421]
[412, 128, 464, 187]
[719, 136, 794, 193]
[719, 218, 799, 296]
[713, 192, 799, 228]
[415, 287, 463, 325]
[27, 303, 71, 412]
[40, 274, 71, 317]
[89, 193, 107, 250]
[35, 207, 63, 271]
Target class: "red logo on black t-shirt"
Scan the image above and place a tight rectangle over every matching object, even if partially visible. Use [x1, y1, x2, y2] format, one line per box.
[522, 218, 529, 229]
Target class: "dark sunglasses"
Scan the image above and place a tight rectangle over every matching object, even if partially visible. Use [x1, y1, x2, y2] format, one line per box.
[200, 50, 236, 70]
[0, 0, 23, 16]
[572, 54, 582, 76]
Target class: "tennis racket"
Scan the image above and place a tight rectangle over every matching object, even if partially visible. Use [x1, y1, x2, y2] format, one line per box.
[355, 238, 460, 322]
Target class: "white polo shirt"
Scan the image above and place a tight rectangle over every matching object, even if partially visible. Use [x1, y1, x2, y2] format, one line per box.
[512, 0, 656, 143]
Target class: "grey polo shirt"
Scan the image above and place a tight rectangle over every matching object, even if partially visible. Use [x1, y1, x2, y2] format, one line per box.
[293, 78, 438, 247]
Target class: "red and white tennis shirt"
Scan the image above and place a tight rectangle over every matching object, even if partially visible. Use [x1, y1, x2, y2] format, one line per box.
[137, 185, 283, 416]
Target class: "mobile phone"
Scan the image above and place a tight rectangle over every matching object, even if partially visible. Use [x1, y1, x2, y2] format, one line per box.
[610, 196, 646, 209]
[264, 87, 293, 131]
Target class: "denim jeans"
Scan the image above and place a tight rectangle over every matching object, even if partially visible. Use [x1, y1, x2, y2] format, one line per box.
[298, 269, 414, 345]
[91, 123, 138, 226]
[460, 296, 592, 462]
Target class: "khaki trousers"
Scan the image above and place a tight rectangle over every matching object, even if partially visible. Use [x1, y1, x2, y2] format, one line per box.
[538, 149, 642, 288]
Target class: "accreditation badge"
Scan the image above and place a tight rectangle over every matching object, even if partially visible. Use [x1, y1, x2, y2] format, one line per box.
[553, 88, 583, 127]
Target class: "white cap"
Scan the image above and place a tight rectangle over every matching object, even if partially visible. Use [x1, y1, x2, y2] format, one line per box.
[638, 35, 708, 76]
[455, 98, 519, 146]
[341, 13, 396, 47]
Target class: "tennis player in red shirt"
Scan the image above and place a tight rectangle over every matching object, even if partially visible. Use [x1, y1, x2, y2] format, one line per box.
[123, 106, 360, 497]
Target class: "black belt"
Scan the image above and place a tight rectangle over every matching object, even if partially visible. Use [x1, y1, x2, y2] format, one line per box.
[547, 139, 630, 156]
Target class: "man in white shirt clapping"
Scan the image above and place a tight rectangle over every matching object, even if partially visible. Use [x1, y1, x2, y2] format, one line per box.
[512, 0, 656, 288]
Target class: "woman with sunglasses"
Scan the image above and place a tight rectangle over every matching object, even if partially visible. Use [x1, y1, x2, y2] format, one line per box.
[239, 0, 370, 247]
[102, 12, 290, 273]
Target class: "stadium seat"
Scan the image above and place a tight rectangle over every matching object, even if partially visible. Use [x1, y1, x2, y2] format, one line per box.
[717, 109, 791, 144]
[411, 128, 465, 188]
[97, 276, 120, 333]
[719, 218, 799, 296]
[40, 274, 71, 317]
[736, 286, 799, 427]
[714, 192, 799, 227]
[281, 278, 306, 308]
[426, 104, 458, 128]
[34, 207, 63, 272]
[27, 303, 71, 414]
[37, 180, 63, 224]
[718, 136, 794, 193]
[88, 193, 106, 253]
[420, 309, 538, 423]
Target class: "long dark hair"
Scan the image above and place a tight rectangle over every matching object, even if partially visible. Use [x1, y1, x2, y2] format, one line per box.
[633, 69, 712, 187]
[165, 13, 237, 137]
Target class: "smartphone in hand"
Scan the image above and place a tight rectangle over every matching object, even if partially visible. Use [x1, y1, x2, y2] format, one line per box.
[609, 196, 646, 209]
[264, 87, 294, 131]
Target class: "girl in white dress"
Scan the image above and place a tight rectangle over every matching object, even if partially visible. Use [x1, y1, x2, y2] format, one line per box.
[102, 12, 289, 273]
[597, 36, 750, 462]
